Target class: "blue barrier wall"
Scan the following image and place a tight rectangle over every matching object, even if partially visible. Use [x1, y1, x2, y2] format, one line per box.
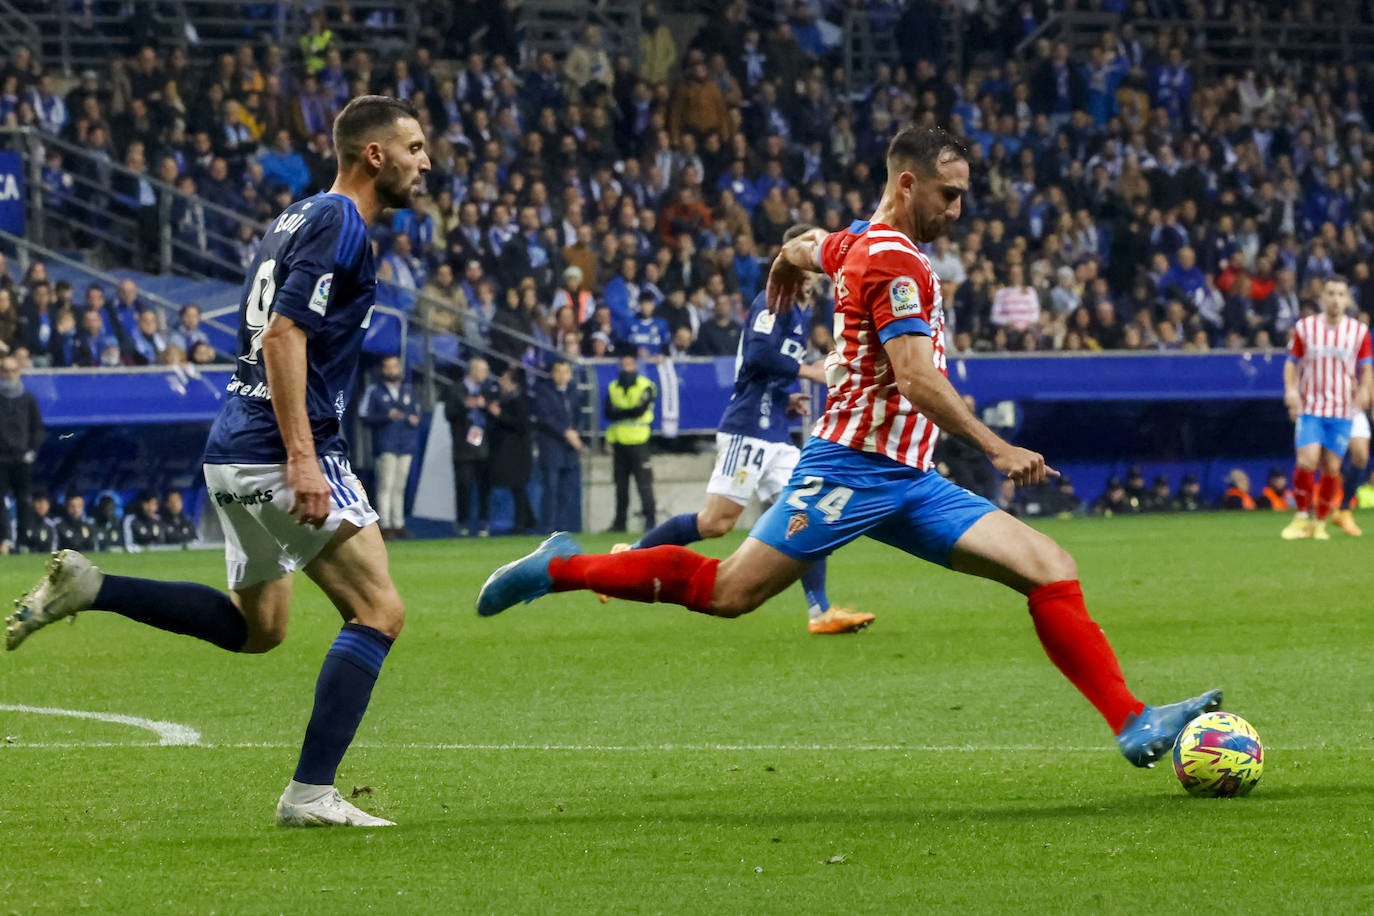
[28, 354, 1296, 519]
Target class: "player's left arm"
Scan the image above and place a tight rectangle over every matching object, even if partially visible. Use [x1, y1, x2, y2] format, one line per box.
[885, 334, 1052, 486]
[765, 227, 829, 315]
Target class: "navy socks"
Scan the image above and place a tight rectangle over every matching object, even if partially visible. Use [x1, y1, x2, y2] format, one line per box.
[93, 574, 247, 651]
[293, 623, 394, 786]
[801, 560, 830, 618]
[635, 512, 702, 549]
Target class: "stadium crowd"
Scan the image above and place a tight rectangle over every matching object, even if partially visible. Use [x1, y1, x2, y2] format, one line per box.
[4, 0, 1374, 536]
[3, 0, 1373, 371]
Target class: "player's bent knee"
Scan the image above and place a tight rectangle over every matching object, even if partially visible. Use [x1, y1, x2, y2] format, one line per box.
[241, 622, 287, 654]
[698, 515, 736, 539]
[353, 593, 405, 640]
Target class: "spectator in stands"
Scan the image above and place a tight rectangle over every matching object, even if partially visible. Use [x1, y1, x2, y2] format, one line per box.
[169, 304, 210, 353]
[0, 288, 18, 352]
[1172, 474, 1204, 512]
[668, 52, 730, 144]
[122, 489, 164, 551]
[98, 335, 126, 367]
[18, 281, 55, 360]
[112, 279, 144, 334]
[19, 492, 56, 554]
[445, 357, 499, 537]
[113, 141, 161, 271]
[128, 307, 168, 365]
[160, 489, 197, 545]
[563, 25, 613, 99]
[1143, 475, 1175, 512]
[693, 296, 742, 356]
[1092, 478, 1130, 516]
[47, 306, 80, 367]
[1220, 469, 1257, 510]
[534, 357, 584, 533]
[991, 264, 1040, 333]
[0, 354, 42, 554]
[258, 128, 311, 198]
[55, 492, 96, 552]
[1258, 467, 1294, 511]
[361, 356, 420, 540]
[91, 493, 122, 551]
[488, 365, 537, 534]
[628, 291, 670, 360]
[604, 353, 657, 533]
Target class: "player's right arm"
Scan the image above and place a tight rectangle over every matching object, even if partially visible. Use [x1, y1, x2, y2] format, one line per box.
[261, 314, 331, 527]
[765, 227, 829, 314]
[884, 334, 1052, 486]
[1283, 326, 1303, 421]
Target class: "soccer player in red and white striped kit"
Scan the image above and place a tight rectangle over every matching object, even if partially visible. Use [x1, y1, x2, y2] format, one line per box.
[479, 125, 1223, 772]
[1281, 276, 1374, 540]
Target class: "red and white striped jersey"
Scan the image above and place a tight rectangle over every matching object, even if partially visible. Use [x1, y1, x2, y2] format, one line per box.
[1288, 314, 1373, 417]
[813, 220, 945, 470]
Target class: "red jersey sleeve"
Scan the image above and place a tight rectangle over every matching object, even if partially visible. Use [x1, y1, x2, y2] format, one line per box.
[862, 248, 937, 343]
[819, 230, 847, 278]
[1359, 326, 1372, 362]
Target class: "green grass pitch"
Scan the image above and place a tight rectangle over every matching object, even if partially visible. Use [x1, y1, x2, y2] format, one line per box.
[2, 512, 1372, 913]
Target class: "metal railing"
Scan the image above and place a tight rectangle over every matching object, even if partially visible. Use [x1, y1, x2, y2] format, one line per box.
[1, 127, 565, 412]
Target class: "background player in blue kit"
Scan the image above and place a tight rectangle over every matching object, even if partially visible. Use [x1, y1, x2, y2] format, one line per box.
[608, 225, 874, 635]
[6, 96, 430, 828]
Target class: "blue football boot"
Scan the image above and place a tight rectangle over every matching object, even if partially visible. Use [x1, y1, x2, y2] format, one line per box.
[476, 532, 582, 617]
[1116, 688, 1223, 767]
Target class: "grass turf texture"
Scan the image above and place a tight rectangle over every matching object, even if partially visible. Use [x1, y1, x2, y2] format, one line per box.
[2, 512, 1372, 913]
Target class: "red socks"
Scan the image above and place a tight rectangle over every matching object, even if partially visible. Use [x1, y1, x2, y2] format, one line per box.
[1027, 580, 1143, 733]
[1293, 466, 1315, 513]
[1315, 474, 1341, 521]
[549, 546, 719, 614]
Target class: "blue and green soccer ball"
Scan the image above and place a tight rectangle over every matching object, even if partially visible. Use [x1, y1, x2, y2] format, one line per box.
[1173, 711, 1263, 797]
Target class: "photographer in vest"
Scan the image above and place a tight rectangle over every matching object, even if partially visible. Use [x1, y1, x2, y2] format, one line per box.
[604, 353, 657, 533]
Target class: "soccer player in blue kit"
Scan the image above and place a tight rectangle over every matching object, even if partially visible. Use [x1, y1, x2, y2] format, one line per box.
[609, 225, 875, 635]
[6, 96, 429, 827]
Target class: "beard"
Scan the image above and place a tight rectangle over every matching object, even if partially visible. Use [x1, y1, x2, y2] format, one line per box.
[376, 162, 417, 209]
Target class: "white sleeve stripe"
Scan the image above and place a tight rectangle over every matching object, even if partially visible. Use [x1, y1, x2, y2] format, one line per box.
[868, 241, 923, 259]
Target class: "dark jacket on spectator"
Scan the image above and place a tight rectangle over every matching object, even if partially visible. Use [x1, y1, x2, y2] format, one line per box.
[488, 388, 533, 490]
[0, 382, 43, 461]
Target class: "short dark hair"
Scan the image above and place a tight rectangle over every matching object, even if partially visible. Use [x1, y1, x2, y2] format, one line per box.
[333, 95, 418, 169]
[782, 223, 816, 243]
[886, 126, 970, 178]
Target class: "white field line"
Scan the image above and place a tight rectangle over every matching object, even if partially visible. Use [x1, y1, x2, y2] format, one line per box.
[0, 739, 1352, 752]
[0, 704, 202, 746]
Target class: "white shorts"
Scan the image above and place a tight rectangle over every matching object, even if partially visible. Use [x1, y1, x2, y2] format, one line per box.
[204, 456, 379, 590]
[1352, 409, 1370, 440]
[705, 432, 800, 507]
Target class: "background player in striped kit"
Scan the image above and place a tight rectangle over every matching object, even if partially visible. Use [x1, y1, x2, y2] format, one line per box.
[1280, 276, 1373, 540]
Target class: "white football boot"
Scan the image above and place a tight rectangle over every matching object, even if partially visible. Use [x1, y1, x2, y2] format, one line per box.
[6, 550, 104, 651]
[275, 783, 396, 828]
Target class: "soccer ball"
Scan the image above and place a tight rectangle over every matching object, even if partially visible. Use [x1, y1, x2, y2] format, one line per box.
[1172, 711, 1263, 798]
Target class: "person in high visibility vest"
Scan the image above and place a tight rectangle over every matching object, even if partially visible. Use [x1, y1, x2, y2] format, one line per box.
[299, 9, 334, 76]
[604, 354, 657, 532]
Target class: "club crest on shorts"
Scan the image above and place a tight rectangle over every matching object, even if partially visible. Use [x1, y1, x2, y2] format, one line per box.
[786, 512, 809, 538]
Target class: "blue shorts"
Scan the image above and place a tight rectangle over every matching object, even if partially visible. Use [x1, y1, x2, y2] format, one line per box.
[749, 438, 997, 567]
[1294, 414, 1353, 456]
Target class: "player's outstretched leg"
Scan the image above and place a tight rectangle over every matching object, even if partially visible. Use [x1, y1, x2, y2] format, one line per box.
[950, 511, 1221, 768]
[479, 532, 804, 619]
[6, 550, 248, 652]
[1282, 466, 1316, 539]
[279, 524, 403, 828]
[802, 559, 874, 634]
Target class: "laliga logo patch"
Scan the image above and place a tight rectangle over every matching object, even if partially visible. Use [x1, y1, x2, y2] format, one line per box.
[786, 512, 809, 539]
[888, 276, 920, 316]
[308, 272, 334, 316]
